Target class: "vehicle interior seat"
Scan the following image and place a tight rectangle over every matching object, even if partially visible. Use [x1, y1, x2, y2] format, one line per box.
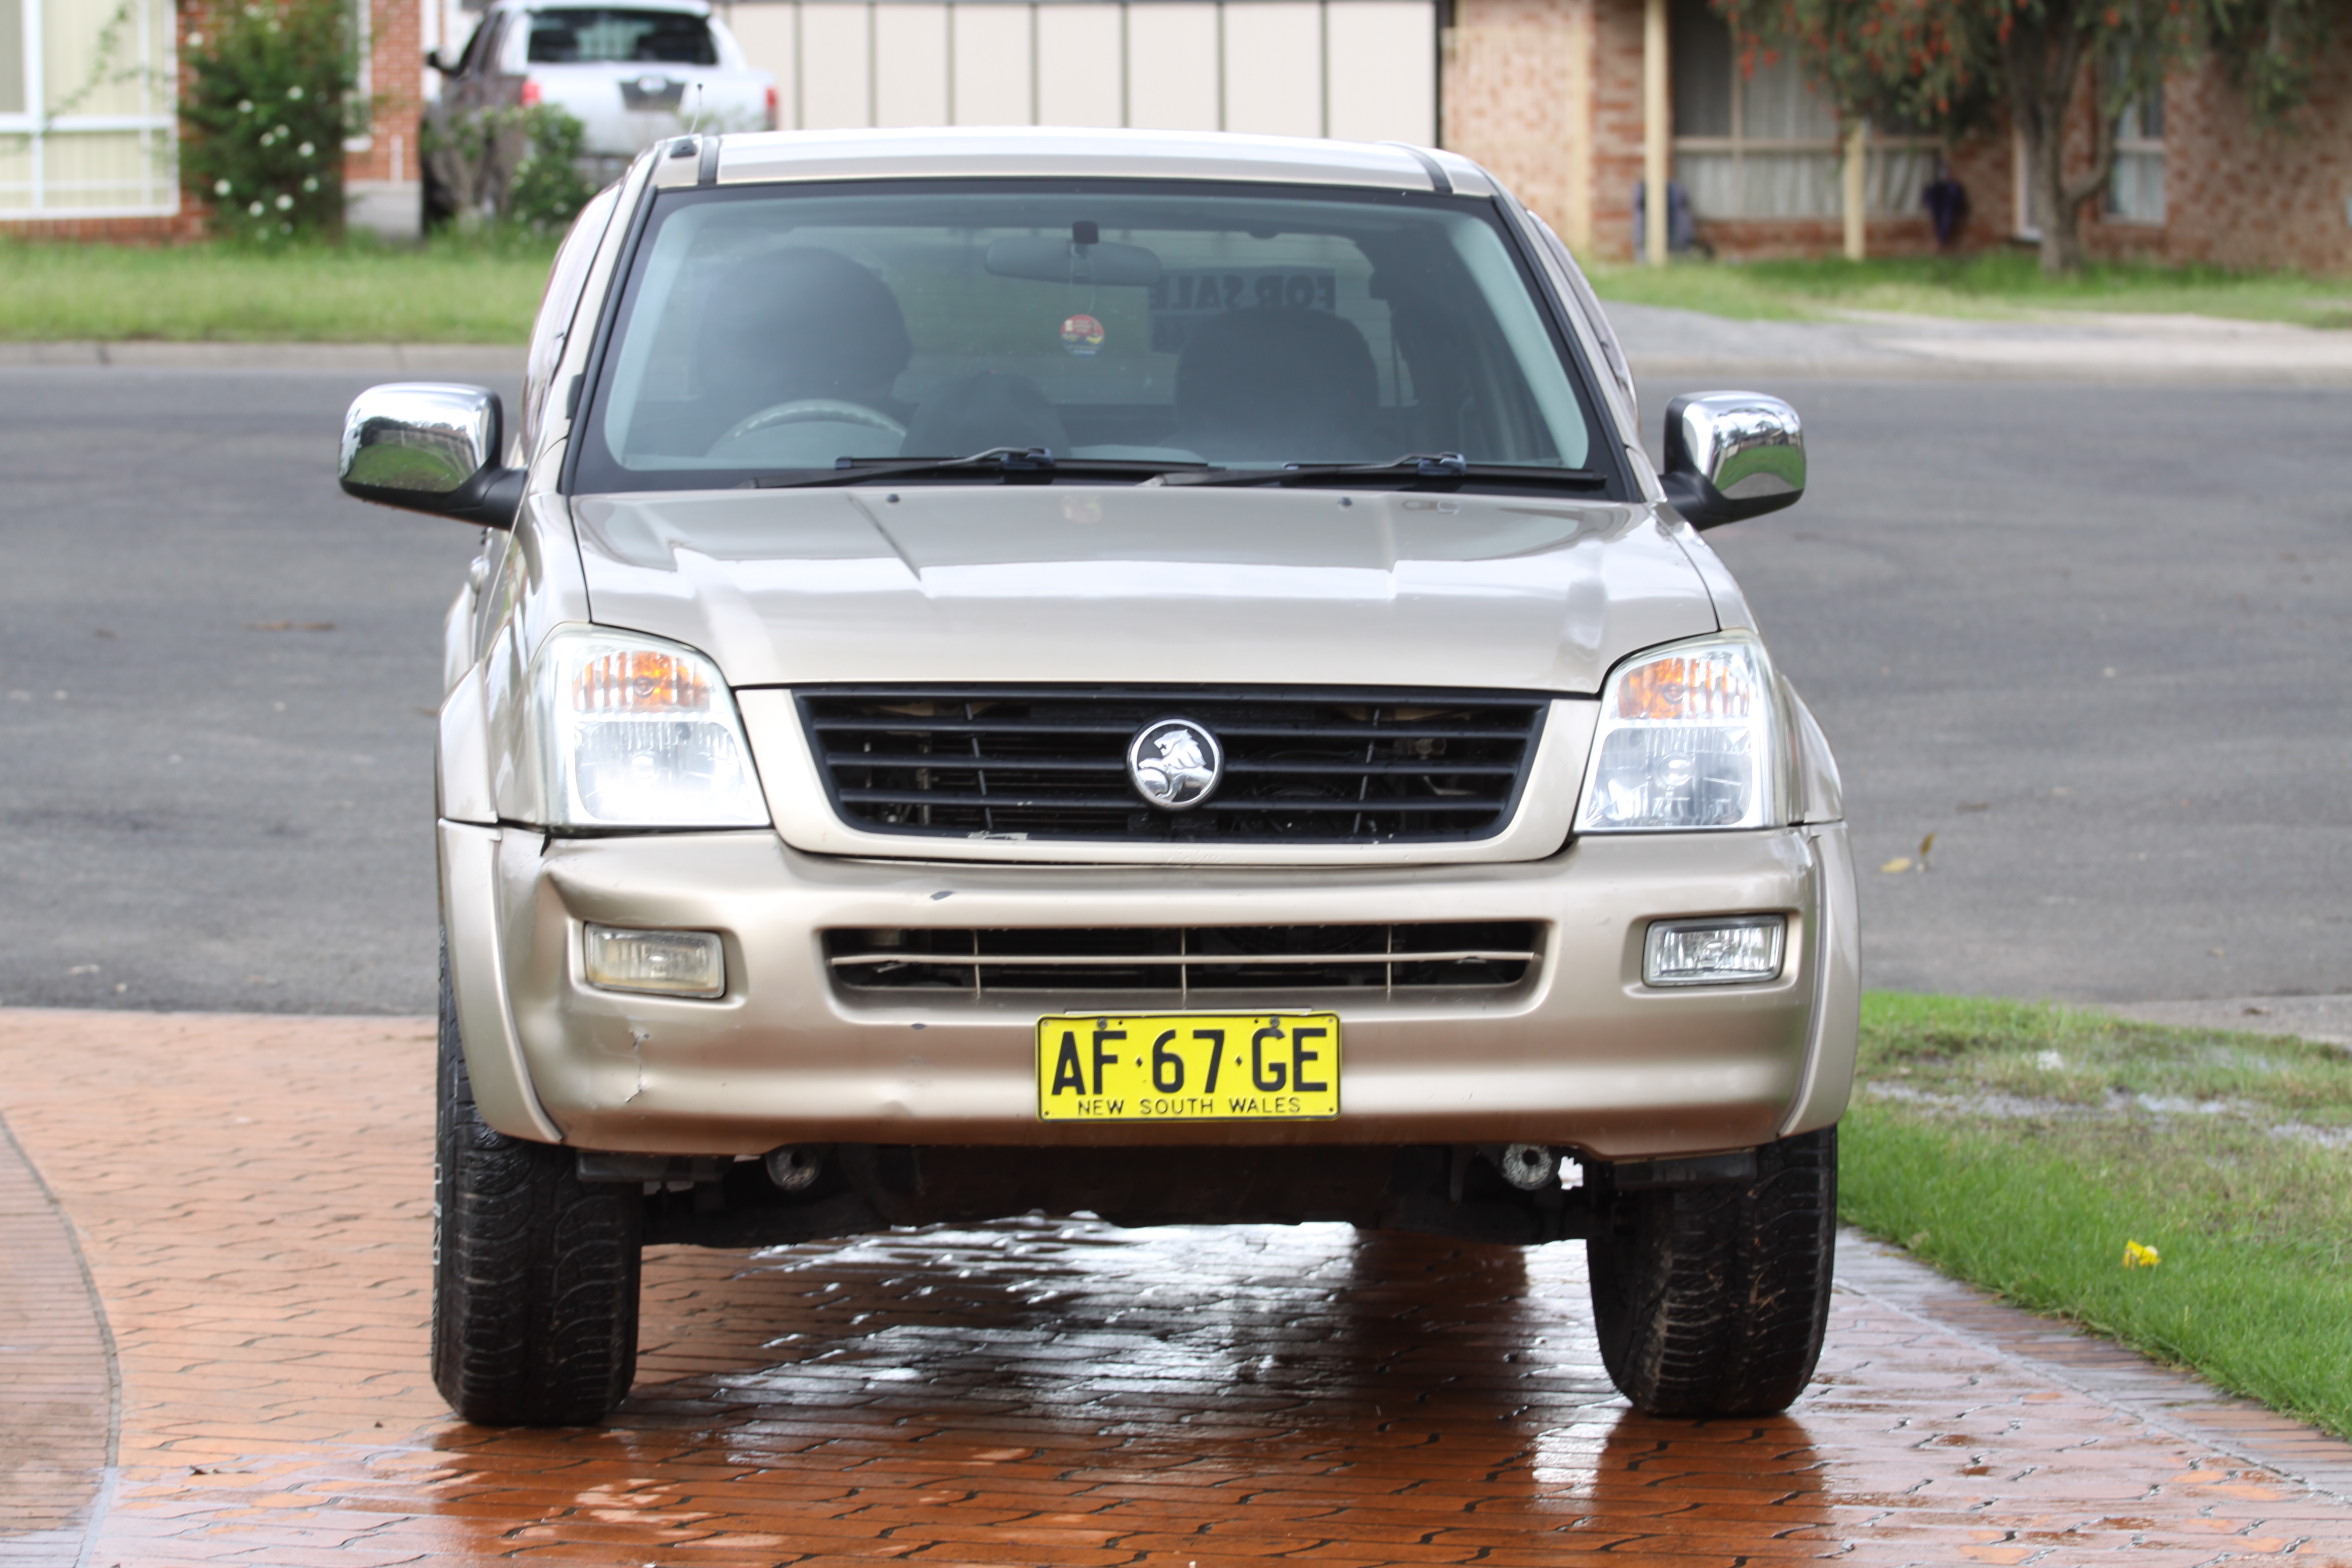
[1174, 306, 1382, 464]
[691, 247, 913, 454]
[900, 372, 1070, 458]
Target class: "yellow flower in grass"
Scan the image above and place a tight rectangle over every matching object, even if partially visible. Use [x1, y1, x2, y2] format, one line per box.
[2122, 1239, 2161, 1269]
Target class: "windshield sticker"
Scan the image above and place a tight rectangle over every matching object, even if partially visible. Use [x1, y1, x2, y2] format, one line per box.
[1149, 267, 1338, 352]
[1059, 313, 1106, 357]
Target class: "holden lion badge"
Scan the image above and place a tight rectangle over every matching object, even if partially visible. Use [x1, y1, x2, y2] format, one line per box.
[1127, 718, 1222, 811]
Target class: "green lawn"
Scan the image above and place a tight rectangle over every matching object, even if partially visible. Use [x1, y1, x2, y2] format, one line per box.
[13, 234, 2345, 342]
[1842, 991, 2352, 1439]
[0, 235, 558, 343]
[1589, 252, 2352, 329]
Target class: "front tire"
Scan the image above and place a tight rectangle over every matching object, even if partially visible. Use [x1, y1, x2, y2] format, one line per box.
[431, 939, 641, 1425]
[1586, 1126, 1837, 1416]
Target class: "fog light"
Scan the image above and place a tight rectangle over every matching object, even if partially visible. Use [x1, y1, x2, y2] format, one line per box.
[583, 924, 725, 998]
[1644, 915, 1785, 986]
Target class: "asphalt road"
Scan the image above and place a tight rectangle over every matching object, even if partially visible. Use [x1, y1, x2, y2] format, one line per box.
[0, 369, 495, 1013]
[0, 365, 2344, 1013]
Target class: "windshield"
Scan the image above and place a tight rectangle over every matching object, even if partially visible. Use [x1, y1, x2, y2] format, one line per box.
[574, 180, 1615, 491]
[526, 8, 717, 64]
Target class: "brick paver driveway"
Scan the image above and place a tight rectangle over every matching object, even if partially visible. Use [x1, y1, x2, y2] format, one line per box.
[4, 1008, 2352, 1568]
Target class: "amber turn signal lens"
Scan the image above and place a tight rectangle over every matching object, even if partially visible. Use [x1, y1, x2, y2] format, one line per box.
[1615, 652, 1759, 722]
[572, 650, 712, 714]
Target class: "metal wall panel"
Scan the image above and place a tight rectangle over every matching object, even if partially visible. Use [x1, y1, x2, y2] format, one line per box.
[1222, 2, 1321, 138]
[949, 4, 1032, 125]
[797, 3, 874, 129]
[1325, 0, 1432, 143]
[725, 0, 1435, 145]
[874, 2, 950, 125]
[1033, 3, 1123, 128]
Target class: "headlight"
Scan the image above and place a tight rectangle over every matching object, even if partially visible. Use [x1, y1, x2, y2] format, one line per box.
[1578, 632, 1780, 832]
[532, 629, 768, 828]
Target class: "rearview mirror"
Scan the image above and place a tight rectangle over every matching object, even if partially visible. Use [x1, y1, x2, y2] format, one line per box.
[339, 383, 523, 528]
[983, 235, 1164, 288]
[1660, 391, 1805, 529]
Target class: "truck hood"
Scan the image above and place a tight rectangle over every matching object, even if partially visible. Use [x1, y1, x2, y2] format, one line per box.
[571, 485, 1718, 695]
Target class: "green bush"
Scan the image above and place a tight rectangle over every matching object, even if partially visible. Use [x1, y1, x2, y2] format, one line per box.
[182, 0, 358, 243]
[506, 107, 596, 234]
[423, 104, 595, 235]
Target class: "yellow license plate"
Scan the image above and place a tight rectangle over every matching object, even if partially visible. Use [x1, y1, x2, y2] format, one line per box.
[1036, 1012, 1341, 1122]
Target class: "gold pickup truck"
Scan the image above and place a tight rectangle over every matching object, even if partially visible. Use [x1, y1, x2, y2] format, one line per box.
[339, 126, 1857, 1428]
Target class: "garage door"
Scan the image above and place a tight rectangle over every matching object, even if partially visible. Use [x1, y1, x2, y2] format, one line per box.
[716, 0, 1435, 144]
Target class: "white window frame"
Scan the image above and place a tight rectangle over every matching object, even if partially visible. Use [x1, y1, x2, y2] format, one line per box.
[0, 0, 179, 220]
[1668, 9, 1932, 221]
[2106, 81, 2164, 226]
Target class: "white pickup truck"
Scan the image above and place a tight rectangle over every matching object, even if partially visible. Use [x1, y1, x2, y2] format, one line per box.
[428, 0, 773, 205]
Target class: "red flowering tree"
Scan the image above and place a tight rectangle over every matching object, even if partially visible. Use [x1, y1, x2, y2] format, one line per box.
[1709, 0, 2334, 272]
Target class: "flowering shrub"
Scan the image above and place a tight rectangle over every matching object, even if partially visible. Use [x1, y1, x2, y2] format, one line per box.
[181, 0, 357, 243]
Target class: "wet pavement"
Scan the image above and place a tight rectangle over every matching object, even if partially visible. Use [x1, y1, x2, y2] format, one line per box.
[6, 1007, 2352, 1568]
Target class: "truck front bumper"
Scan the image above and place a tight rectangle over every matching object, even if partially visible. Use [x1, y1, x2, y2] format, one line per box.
[440, 822, 1859, 1161]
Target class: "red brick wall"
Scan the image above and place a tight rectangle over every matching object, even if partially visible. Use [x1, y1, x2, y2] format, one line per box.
[1585, 0, 1643, 261]
[1441, 0, 1587, 235]
[1438, 0, 1666, 265]
[347, 0, 427, 188]
[0, 211, 207, 242]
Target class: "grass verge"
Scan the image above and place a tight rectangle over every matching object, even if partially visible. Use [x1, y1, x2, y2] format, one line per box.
[1844, 990, 2352, 1439]
[1589, 252, 2352, 329]
[0, 234, 558, 344]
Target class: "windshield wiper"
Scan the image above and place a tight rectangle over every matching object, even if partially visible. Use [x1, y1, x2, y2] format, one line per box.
[741, 447, 1208, 489]
[1156, 452, 1608, 491]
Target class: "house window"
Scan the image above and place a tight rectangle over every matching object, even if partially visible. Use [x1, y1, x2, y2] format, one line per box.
[0, 0, 179, 218]
[1669, 0, 1932, 221]
[2108, 84, 2164, 225]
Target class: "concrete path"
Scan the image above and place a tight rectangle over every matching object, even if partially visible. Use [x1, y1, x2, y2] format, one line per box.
[7, 1006, 2352, 1568]
[1608, 302, 2352, 383]
[0, 340, 524, 374]
[2101, 995, 2352, 1050]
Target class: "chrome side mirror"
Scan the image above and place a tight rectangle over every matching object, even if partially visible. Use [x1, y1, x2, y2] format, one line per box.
[338, 383, 523, 528]
[1660, 391, 1805, 529]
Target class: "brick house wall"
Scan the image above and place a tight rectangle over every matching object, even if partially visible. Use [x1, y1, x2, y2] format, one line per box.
[1440, 0, 2350, 273]
[2122, 34, 2351, 274]
[345, 0, 430, 234]
[1441, 0, 1590, 242]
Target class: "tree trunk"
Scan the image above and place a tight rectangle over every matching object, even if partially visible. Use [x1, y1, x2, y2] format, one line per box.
[2002, 0, 2118, 276]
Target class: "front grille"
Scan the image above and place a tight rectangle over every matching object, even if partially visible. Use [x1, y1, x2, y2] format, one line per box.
[825, 922, 1542, 998]
[798, 686, 1546, 843]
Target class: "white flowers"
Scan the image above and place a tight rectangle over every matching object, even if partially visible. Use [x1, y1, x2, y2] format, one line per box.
[286, 85, 303, 100]
[297, 141, 314, 158]
[247, 199, 265, 215]
[214, 178, 232, 195]
[274, 193, 293, 210]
